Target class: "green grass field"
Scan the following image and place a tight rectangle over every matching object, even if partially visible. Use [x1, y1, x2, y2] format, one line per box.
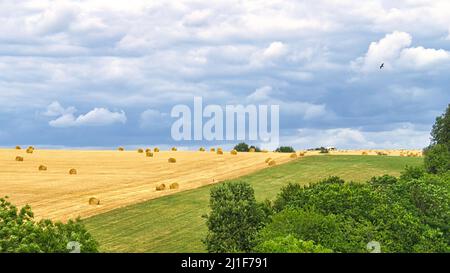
[83, 155, 423, 253]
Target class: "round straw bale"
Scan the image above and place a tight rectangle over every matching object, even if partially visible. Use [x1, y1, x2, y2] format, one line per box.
[146, 151, 154, 157]
[69, 168, 77, 175]
[199, 147, 206, 151]
[137, 148, 144, 153]
[171, 147, 177, 151]
[169, 183, 179, 190]
[268, 160, 276, 166]
[118, 147, 125, 151]
[154, 147, 160, 152]
[249, 148, 256, 152]
[265, 157, 272, 163]
[230, 149, 238, 155]
[298, 152, 305, 157]
[38, 165, 47, 171]
[217, 150, 224, 155]
[89, 197, 100, 205]
[290, 153, 297, 158]
[210, 148, 215, 152]
[156, 183, 166, 191]
[15, 156, 24, 162]
[15, 146, 21, 150]
[168, 157, 176, 163]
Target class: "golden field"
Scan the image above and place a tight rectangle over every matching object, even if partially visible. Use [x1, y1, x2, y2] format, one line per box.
[0, 148, 422, 222]
[0, 148, 294, 221]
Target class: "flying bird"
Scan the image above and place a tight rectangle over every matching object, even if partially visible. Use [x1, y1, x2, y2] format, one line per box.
[379, 63, 384, 69]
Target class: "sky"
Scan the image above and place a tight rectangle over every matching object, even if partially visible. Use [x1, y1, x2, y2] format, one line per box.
[0, 0, 449, 150]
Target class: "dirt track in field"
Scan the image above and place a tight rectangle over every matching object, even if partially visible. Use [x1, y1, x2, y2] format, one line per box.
[0, 148, 295, 221]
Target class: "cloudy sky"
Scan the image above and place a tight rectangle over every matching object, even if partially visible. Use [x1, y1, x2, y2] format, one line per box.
[0, 0, 449, 150]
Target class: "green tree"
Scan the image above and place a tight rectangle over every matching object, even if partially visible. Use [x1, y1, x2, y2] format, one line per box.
[275, 146, 295, 153]
[233, 142, 249, 152]
[0, 197, 99, 253]
[424, 144, 450, 174]
[424, 104, 450, 174]
[203, 182, 267, 253]
[430, 104, 450, 148]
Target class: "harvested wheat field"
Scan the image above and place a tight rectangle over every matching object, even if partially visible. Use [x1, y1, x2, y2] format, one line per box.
[0, 148, 294, 221]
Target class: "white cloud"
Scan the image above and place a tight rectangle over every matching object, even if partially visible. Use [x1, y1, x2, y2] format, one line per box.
[140, 109, 169, 129]
[263, 42, 287, 59]
[283, 124, 429, 150]
[353, 31, 450, 72]
[47, 102, 126, 127]
[247, 86, 272, 101]
[399, 46, 450, 68]
[43, 101, 76, 117]
[246, 86, 327, 120]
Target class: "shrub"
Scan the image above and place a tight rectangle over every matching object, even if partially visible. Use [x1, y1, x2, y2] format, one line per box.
[203, 182, 267, 253]
[0, 197, 98, 253]
[233, 143, 249, 152]
[256, 209, 375, 253]
[254, 235, 333, 253]
[424, 144, 450, 174]
[275, 146, 295, 153]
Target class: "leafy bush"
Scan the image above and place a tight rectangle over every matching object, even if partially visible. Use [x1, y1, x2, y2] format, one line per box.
[233, 142, 250, 152]
[0, 197, 98, 253]
[203, 182, 267, 253]
[424, 144, 450, 174]
[254, 235, 333, 253]
[430, 103, 450, 148]
[256, 209, 376, 252]
[275, 146, 295, 153]
[268, 173, 449, 253]
[423, 104, 450, 175]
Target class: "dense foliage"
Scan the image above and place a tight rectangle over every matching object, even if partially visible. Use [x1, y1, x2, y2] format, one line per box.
[267, 171, 449, 253]
[430, 104, 450, 148]
[424, 104, 450, 174]
[254, 235, 333, 253]
[233, 142, 261, 152]
[0, 197, 99, 253]
[205, 169, 449, 253]
[233, 142, 250, 152]
[275, 146, 295, 153]
[203, 182, 269, 252]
